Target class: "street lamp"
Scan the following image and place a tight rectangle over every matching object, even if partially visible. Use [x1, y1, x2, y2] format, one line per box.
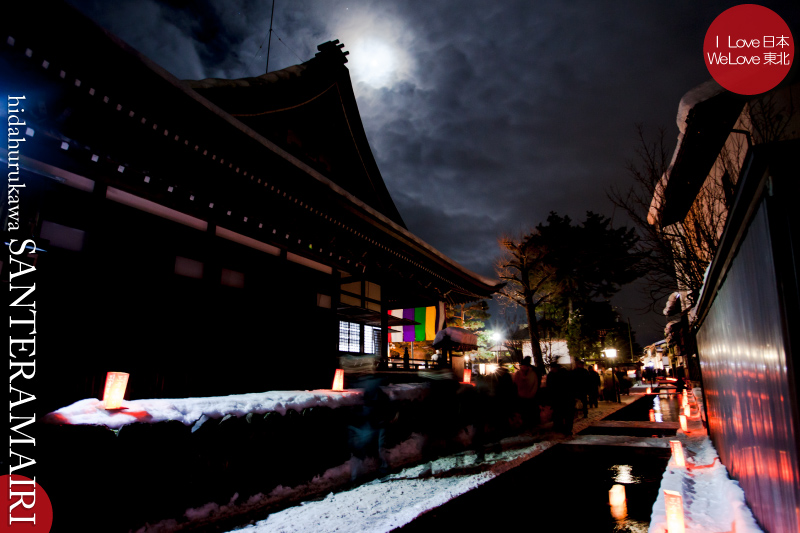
[491, 331, 502, 364]
[604, 348, 617, 358]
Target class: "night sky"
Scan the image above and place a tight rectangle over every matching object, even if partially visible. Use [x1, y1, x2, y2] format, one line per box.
[67, 0, 798, 345]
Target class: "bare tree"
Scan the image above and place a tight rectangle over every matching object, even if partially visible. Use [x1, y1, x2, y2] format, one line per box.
[495, 234, 556, 370]
[608, 125, 733, 311]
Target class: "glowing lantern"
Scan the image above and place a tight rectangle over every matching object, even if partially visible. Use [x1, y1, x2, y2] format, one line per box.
[486, 363, 498, 374]
[609, 484, 627, 520]
[479, 363, 486, 375]
[670, 440, 686, 467]
[646, 387, 651, 394]
[463, 367, 472, 384]
[102, 371, 129, 409]
[649, 409, 656, 422]
[684, 405, 691, 417]
[679, 414, 688, 432]
[664, 490, 685, 533]
[332, 369, 345, 391]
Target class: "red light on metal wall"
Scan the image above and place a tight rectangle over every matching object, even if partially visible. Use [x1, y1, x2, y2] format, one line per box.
[102, 371, 129, 409]
[332, 369, 344, 391]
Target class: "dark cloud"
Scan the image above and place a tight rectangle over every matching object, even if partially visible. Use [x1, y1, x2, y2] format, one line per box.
[67, 0, 800, 343]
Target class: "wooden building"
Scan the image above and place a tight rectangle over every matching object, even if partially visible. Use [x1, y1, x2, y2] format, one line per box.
[649, 80, 800, 532]
[0, 2, 501, 413]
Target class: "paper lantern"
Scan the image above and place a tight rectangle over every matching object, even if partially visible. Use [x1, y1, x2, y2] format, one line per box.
[649, 409, 656, 422]
[664, 490, 685, 533]
[102, 371, 129, 409]
[463, 367, 472, 384]
[479, 363, 486, 375]
[684, 405, 691, 417]
[679, 414, 688, 432]
[646, 387, 651, 394]
[670, 440, 686, 467]
[332, 369, 345, 391]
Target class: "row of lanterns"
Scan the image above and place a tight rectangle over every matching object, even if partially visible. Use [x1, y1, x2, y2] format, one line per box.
[101, 368, 348, 410]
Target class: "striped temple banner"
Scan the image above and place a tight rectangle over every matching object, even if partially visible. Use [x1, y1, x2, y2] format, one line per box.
[389, 303, 445, 342]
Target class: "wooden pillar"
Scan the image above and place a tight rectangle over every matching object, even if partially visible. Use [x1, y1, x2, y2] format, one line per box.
[380, 279, 389, 362]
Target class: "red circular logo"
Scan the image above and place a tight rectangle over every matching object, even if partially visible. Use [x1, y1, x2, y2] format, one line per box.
[1, 475, 53, 533]
[704, 4, 794, 95]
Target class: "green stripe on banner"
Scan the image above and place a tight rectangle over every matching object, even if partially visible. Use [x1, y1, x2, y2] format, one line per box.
[414, 307, 426, 341]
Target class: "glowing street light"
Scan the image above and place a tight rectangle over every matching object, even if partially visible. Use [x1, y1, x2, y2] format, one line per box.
[491, 331, 503, 364]
[604, 348, 617, 358]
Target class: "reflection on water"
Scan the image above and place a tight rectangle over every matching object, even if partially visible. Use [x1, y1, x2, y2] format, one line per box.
[611, 464, 641, 484]
[607, 465, 649, 532]
[652, 394, 681, 422]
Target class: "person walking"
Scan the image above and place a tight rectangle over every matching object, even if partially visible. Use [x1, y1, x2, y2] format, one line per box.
[513, 356, 540, 428]
[600, 362, 619, 402]
[547, 364, 576, 435]
[587, 364, 601, 408]
[572, 359, 591, 418]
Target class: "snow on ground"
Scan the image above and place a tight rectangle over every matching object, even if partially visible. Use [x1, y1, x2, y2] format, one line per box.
[197, 398, 640, 533]
[125, 390, 764, 533]
[219, 441, 558, 533]
[43, 384, 429, 429]
[648, 389, 762, 533]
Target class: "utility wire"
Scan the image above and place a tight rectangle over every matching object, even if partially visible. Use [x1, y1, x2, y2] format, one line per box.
[273, 30, 306, 63]
[239, 0, 308, 78]
[265, 0, 275, 73]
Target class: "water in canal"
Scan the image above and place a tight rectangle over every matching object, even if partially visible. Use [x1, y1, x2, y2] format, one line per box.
[398, 394, 680, 532]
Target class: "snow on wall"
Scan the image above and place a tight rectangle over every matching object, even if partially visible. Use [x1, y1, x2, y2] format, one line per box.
[42, 384, 430, 429]
[648, 389, 763, 533]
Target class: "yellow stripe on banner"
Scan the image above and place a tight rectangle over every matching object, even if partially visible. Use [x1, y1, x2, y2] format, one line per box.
[425, 306, 436, 340]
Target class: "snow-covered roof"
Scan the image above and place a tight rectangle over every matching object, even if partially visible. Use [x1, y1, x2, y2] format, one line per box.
[649, 80, 722, 227]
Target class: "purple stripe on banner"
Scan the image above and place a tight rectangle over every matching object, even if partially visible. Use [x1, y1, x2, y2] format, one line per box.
[403, 308, 415, 342]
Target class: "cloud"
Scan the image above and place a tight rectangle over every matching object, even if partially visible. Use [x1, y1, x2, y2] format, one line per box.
[65, 0, 800, 343]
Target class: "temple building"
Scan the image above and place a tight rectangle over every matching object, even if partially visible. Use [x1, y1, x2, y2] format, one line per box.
[0, 2, 501, 413]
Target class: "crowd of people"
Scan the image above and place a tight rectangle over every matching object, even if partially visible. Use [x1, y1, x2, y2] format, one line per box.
[347, 357, 640, 477]
[474, 356, 634, 436]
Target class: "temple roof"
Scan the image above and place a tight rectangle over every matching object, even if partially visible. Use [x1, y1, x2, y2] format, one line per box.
[186, 40, 406, 228]
[1, 2, 502, 305]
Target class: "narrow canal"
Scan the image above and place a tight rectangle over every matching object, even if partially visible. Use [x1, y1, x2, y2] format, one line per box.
[397, 394, 681, 532]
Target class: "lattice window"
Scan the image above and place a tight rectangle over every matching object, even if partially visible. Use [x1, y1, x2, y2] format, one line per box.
[364, 325, 381, 354]
[339, 321, 361, 353]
